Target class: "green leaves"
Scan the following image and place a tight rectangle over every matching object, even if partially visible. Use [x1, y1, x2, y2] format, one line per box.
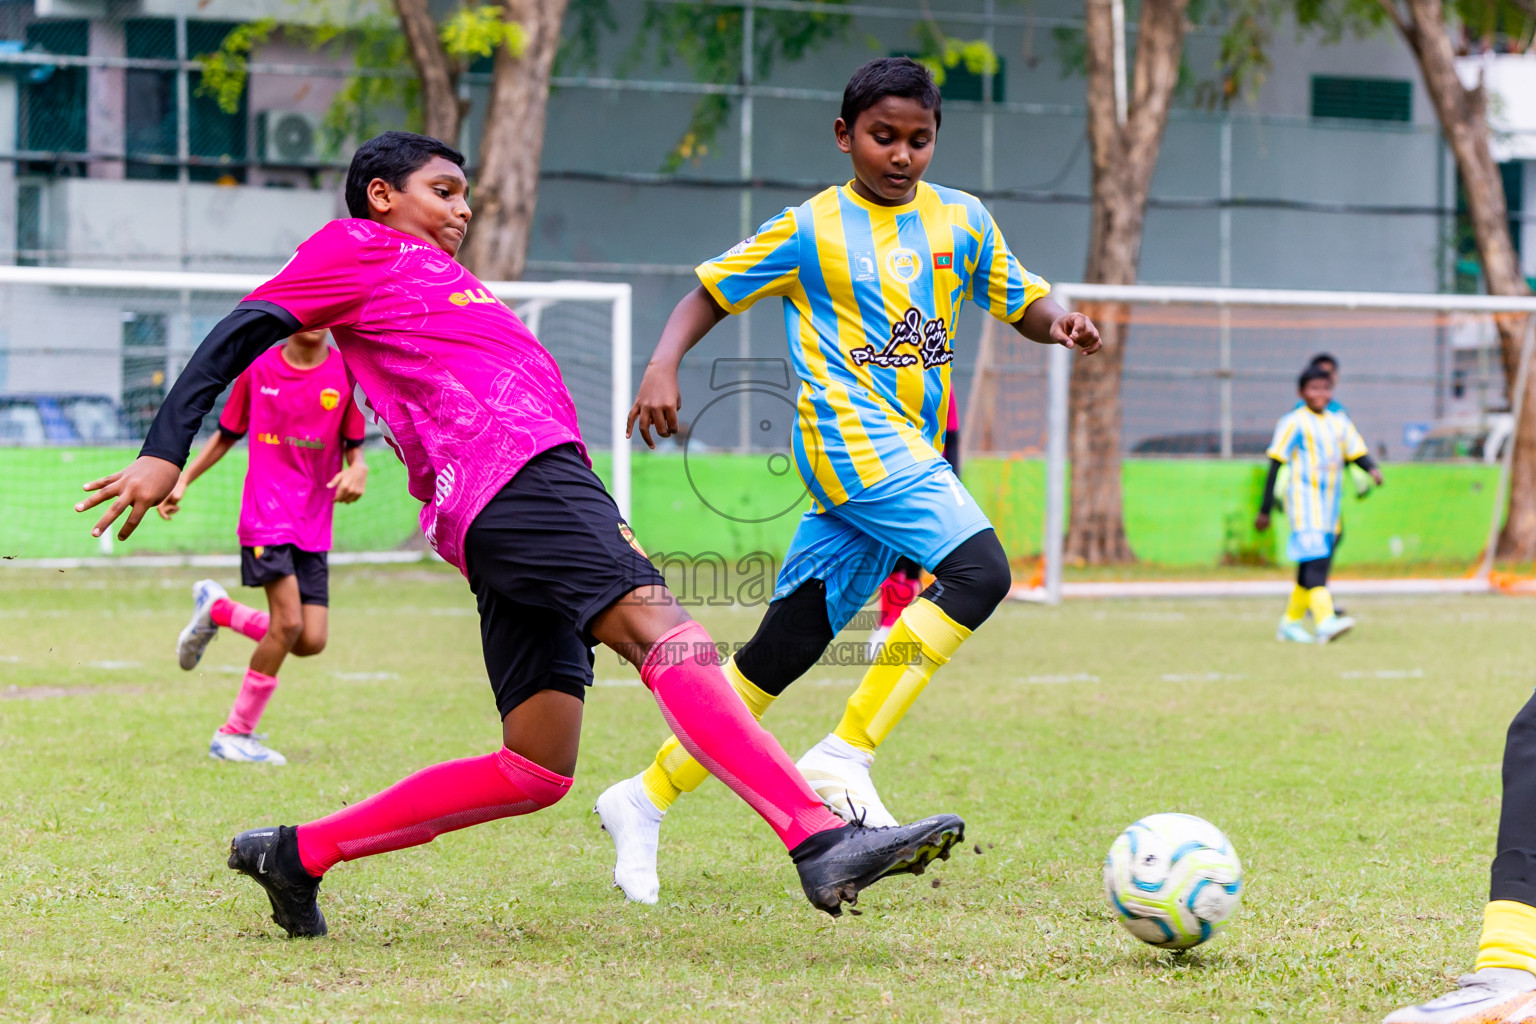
[439, 5, 528, 62]
[194, 19, 276, 117]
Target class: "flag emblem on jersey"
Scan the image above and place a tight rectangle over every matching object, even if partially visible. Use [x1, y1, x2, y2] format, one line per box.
[319, 387, 340, 411]
[933, 252, 953, 270]
[618, 522, 648, 558]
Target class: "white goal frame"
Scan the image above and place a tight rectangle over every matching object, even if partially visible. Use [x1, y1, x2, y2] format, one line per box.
[1032, 283, 1536, 605]
[0, 265, 631, 569]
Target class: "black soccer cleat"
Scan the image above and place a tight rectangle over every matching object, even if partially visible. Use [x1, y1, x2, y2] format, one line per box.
[790, 814, 965, 917]
[227, 825, 327, 938]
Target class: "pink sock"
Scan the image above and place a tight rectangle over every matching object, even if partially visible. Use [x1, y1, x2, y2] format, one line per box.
[211, 598, 268, 642]
[879, 571, 920, 629]
[220, 668, 278, 735]
[641, 620, 840, 850]
[296, 748, 572, 876]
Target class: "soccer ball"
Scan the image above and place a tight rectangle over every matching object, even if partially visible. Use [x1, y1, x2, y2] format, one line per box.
[1103, 813, 1243, 950]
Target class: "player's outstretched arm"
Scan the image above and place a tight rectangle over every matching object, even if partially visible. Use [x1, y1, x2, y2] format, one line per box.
[76, 308, 291, 540]
[1350, 452, 1384, 488]
[157, 431, 237, 520]
[1255, 458, 1283, 532]
[1012, 296, 1102, 355]
[628, 285, 729, 448]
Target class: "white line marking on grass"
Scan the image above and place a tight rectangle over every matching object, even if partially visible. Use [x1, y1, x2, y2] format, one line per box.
[332, 671, 401, 681]
[1161, 672, 1248, 682]
[209, 665, 246, 674]
[1015, 673, 1100, 684]
[0, 655, 18, 663]
[594, 678, 642, 687]
[2, 684, 144, 700]
[1341, 668, 1424, 680]
[85, 660, 140, 670]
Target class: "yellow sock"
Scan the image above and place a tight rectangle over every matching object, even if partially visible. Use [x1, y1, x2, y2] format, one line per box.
[1284, 585, 1309, 622]
[833, 597, 971, 754]
[1308, 586, 1335, 622]
[639, 656, 776, 812]
[1476, 900, 1536, 974]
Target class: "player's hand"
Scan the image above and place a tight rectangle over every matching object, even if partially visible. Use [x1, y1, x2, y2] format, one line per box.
[1254, 512, 1270, 532]
[1370, 468, 1384, 487]
[1052, 312, 1101, 355]
[328, 463, 368, 504]
[156, 480, 188, 520]
[627, 365, 682, 449]
[77, 455, 181, 540]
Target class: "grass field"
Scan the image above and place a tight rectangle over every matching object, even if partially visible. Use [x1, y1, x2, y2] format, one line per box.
[2, 565, 1532, 1022]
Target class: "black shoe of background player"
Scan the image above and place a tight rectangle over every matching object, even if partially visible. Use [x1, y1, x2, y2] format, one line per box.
[227, 825, 327, 937]
[790, 814, 965, 916]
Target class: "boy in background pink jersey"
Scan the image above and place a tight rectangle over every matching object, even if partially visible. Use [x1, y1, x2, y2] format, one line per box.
[75, 131, 964, 937]
[158, 328, 368, 765]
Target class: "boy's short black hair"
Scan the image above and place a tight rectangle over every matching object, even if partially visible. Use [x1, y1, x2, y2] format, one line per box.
[1298, 365, 1332, 390]
[344, 131, 466, 219]
[841, 57, 942, 131]
[1309, 352, 1339, 370]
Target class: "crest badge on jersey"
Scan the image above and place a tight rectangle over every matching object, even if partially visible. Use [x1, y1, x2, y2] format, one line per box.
[886, 247, 921, 283]
[319, 387, 340, 411]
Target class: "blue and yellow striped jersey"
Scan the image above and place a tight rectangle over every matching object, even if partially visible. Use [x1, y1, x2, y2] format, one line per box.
[1267, 406, 1368, 535]
[696, 180, 1050, 509]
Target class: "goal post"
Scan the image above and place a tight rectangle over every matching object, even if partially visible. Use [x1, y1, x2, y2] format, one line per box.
[0, 265, 632, 566]
[1025, 283, 1536, 604]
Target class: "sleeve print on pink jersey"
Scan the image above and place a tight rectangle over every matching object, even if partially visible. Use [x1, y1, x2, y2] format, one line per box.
[359, 282, 432, 334]
[388, 242, 463, 283]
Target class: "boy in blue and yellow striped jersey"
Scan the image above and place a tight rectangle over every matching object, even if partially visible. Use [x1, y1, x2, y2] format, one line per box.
[594, 57, 1101, 903]
[1256, 364, 1382, 644]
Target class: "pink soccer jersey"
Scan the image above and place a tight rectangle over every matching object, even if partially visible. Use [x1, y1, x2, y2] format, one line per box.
[241, 219, 587, 573]
[219, 344, 366, 553]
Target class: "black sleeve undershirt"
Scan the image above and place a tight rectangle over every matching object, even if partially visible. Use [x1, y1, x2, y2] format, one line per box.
[139, 301, 298, 468]
[1259, 458, 1282, 517]
[1354, 453, 1377, 473]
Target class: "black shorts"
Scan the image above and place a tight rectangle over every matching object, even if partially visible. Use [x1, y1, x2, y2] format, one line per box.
[463, 443, 666, 718]
[241, 544, 329, 606]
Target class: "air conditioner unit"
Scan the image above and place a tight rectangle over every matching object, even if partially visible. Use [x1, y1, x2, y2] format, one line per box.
[259, 110, 322, 165]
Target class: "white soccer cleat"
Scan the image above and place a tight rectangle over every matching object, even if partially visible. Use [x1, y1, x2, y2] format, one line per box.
[1276, 618, 1314, 644]
[594, 773, 663, 904]
[177, 579, 227, 670]
[1384, 968, 1536, 1023]
[209, 730, 287, 765]
[796, 733, 899, 829]
[866, 625, 892, 665]
[1316, 614, 1356, 644]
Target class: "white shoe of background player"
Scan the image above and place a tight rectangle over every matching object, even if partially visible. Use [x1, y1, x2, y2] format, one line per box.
[796, 733, 898, 828]
[594, 773, 663, 904]
[177, 578, 227, 670]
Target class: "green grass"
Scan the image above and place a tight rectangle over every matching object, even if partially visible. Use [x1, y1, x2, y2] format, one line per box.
[0, 566, 1529, 1022]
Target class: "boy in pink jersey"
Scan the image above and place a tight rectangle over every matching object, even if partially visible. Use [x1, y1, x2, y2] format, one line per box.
[158, 327, 368, 765]
[76, 131, 964, 936]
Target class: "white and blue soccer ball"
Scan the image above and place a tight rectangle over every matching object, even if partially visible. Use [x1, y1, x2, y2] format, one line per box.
[1103, 813, 1244, 950]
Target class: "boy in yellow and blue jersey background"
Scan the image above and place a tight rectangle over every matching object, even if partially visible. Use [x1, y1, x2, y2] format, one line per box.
[595, 57, 1101, 903]
[1256, 364, 1382, 644]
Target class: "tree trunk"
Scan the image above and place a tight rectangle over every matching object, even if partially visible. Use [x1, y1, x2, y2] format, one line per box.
[1391, 0, 1536, 558]
[459, 0, 568, 280]
[1065, 0, 1188, 564]
[393, 0, 464, 143]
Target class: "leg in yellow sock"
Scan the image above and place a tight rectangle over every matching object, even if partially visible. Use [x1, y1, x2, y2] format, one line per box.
[1307, 586, 1335, 623]
[640, 656, 776, 812]
[1478, 901, 1536, 975]
[1284, 584, 1309, 623]
[833, 597, 971, 754]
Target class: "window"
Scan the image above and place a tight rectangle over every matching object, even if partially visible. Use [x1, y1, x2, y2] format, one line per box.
[125, 20, 247, 182]
[21, 21, 88, 157]
[1310, 76, 1411, 122]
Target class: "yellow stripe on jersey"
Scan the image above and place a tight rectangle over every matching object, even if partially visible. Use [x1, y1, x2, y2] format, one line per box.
[697, 180, 1050, 508]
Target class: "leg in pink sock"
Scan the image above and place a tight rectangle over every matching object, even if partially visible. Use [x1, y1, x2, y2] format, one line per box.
[221, 668, 278, 735]
[212, 598, 269, 642]
[640, 620, 840, 850]
[296, 748, 572, 876]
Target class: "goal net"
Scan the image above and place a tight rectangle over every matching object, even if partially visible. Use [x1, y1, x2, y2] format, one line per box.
[961, 283, 1536, 602]
[0, 267, 630, 566]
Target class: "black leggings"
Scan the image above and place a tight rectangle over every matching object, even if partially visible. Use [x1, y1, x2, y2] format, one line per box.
[734, 530, 1012, 696]
[1297, 556, 1331, 589]
[1492, 690, 1536, 906]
